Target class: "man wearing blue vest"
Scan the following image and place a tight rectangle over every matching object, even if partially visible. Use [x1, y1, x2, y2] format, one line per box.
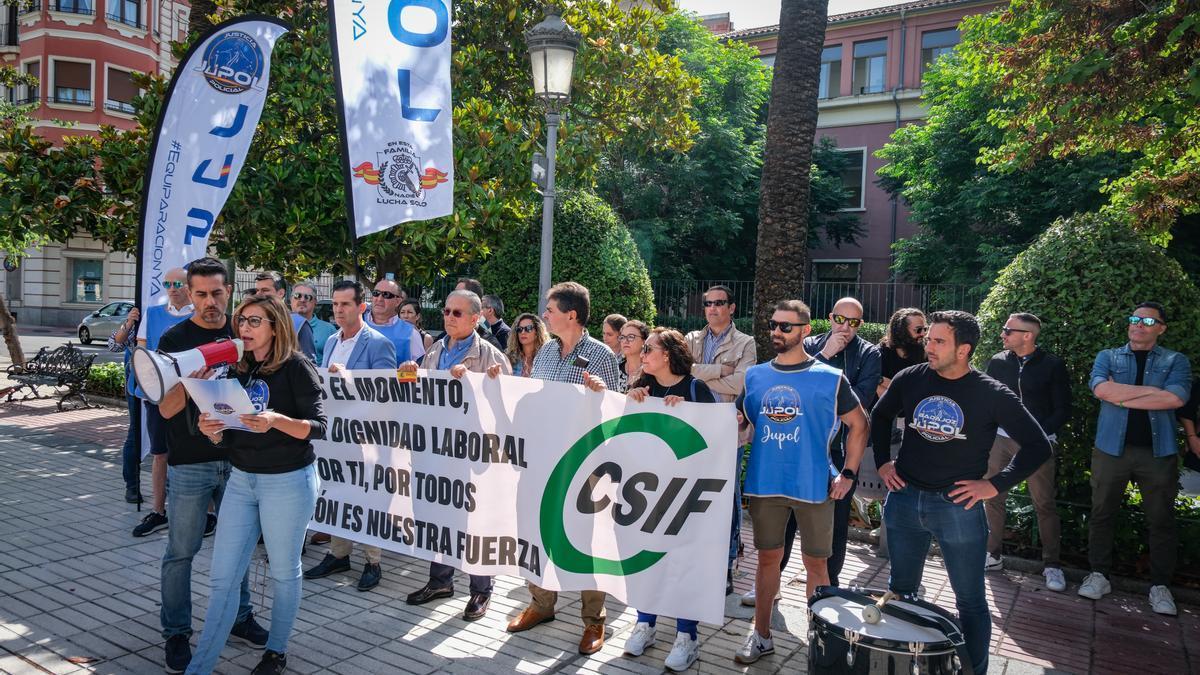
[131, 267, 193, 538]
[363, 277, 425, 364]
[734, 299, 868, 665]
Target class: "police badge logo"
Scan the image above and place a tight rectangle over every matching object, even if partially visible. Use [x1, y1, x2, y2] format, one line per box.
[245, 379, 270, 414]
[199, 30, 266, 95]
[378, 141, 424, 200]
[910, 395, 967, 442]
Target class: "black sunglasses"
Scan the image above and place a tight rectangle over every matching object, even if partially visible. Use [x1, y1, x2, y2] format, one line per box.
[703, 299, 729, 308]
[831, 314, 863, 328]
[443, 307, 467, 318]
[1001, 327, 1031, 336]
[913, 325, 928, 334]
[372, 290, 400, 300]
[292, 292, 315, 301]
[768, 320, 808, 333]
[1128, 316, 1161, 327]
[514, 325, 537, 334]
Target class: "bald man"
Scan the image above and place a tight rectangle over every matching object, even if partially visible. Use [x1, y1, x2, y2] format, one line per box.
[132, 267, 195, 537]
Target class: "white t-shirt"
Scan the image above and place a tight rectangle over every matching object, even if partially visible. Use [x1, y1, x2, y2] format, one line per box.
[328, 325, 364, 367]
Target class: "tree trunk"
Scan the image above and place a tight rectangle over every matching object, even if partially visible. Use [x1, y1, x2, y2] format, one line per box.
[0, 294, 25, 366]
[751, 0, 829, 360]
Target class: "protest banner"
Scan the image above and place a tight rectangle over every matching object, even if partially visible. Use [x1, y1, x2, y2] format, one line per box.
[310, 369, 736, 624]
[329, 0, 454, 237]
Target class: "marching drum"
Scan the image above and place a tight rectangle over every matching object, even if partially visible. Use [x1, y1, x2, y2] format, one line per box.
[808, 586, 970, 675]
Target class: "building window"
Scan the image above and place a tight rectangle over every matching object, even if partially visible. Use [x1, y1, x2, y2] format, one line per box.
[68, 258, 104, 303]
[105, 67, 137, 113]
[1, 12, 18, 46]
[818, 45, 842, 99]
[812, 261, 861, 283]
[19, 61, 39, 104]
[53, 0, 93, 14]
[921, 28, 959, 76]
[852, 38, 887, 95]
[52, 60, 92, 105]
[107, 0, 142, 28]
[836, 148, 866, 210]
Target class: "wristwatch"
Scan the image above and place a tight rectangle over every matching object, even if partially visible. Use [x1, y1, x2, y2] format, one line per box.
[840, 468, 857, 480]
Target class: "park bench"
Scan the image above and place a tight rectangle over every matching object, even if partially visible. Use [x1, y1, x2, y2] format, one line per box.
[2, 343, 97, 410]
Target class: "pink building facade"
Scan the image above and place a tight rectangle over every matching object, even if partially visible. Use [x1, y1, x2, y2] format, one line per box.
[720, 0, 1000, 287]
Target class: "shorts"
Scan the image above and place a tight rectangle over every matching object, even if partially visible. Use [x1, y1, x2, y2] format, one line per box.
[748, 495, 834, 557]
[143, 402, 168, 456]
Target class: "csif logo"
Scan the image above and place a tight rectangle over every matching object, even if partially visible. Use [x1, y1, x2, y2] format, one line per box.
[539, 413, 727, 576]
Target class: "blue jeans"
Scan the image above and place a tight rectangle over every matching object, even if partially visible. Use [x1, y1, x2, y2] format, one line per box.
[161, 461, 251, 640]
[121, 394, 141, 491]
[188, 465, 319, 673]
[429, 562, 493, 595]
[885, 485, 990, 675]
[635, 611, 698, 638]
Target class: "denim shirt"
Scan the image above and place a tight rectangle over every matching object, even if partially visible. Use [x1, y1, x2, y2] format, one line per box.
[1089, 343, 1191, 457]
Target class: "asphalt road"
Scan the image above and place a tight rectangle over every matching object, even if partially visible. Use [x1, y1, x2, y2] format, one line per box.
[0, 326, 125, 366]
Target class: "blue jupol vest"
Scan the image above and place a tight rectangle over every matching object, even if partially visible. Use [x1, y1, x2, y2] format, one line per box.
[133, 304, 191, 398]
[743, 360, 843, 503]
[364, 313, 414, 363]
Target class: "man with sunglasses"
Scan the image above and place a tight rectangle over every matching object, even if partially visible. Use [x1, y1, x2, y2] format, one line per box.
[734, 300, 869, 665]
[1082, 301, 1191, 615]
[132, 267, 194, 537]
[982, 313, 1071, 591]
[290, 282, 335, 365]
[364, 278, 425, 364]
[254, 272, 317, 363]
[684, 285, 756, 595]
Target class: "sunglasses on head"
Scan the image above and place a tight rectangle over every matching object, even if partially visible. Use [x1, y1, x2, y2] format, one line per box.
[768, 320, 808, 333]
[292, 292, 315, 301]
[831, 314, 863, 328]
[236, 315, 274, 328]
[1001, 327, 1031, 336]
[372, 290, 400, 300]
[164, 281, 185, 289]
[703, 299, 729, 308]
[1128, 315, 1161, 327]
[514, 325, 537, 334]
[443, 307, 468, 318]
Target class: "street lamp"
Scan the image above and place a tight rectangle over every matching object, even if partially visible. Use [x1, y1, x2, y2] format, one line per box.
[526, 7, 580, 314]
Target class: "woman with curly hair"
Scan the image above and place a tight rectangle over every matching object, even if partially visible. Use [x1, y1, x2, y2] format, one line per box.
[505, 312, 549, 377]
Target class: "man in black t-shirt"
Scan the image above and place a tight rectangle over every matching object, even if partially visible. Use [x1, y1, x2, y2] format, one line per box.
[155, 258, 267, 673]
[870, 311, 1050, 675]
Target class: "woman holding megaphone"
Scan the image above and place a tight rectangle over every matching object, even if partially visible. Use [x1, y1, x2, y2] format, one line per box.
[186, 294, 326, 675]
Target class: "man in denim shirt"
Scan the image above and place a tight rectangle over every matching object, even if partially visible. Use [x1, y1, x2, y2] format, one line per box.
[1080, 301, 1191, 615]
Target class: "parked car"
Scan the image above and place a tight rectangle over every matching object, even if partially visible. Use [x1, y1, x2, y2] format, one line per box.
[78, 301, 134, 345]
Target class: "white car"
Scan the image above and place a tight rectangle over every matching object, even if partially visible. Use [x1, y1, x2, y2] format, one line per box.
[77, 301, 134, 345]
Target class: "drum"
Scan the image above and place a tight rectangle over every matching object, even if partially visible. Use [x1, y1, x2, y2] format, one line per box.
[808, 587, 967, 675]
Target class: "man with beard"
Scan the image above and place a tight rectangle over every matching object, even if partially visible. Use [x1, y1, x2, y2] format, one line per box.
[733, 300, 868, 665]
[869, 310, 1051, 675]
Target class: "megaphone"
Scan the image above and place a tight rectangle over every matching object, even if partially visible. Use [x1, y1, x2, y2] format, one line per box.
[132, 339, 244, 404]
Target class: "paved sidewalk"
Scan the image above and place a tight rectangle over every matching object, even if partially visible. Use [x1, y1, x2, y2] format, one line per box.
[0, 400, 1195, 674]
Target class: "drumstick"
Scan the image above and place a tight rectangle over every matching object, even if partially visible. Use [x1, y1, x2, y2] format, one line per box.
[861, 590, 897, 625]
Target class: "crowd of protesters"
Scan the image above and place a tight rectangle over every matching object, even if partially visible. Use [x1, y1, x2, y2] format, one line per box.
[110, 262, 1194, 674]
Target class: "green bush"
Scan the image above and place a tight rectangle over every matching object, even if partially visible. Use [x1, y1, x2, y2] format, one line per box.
[87, 362, 126, 399]
[480, 192, 655, 334]
[976, 212, 1200, 580]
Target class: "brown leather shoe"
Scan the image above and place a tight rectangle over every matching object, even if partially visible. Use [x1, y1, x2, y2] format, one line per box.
[578, 624, 605, 655]
[309, 531, 331, 545]
[506, 606, 554, 633]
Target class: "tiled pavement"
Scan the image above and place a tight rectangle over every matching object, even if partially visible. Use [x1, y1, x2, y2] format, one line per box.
[0, 399, 1196, 674]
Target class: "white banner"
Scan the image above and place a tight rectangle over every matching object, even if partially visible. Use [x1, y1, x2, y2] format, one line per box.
[310, 369, 736, 625]
[329, 0, 454, 237]
[137, 16, 289, 306]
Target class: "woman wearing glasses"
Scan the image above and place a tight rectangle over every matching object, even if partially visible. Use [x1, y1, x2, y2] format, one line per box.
[615, 319, 649, 393]
[187, 294, 326, 675]
[505, 312, 549, 377]
[622, 327, 716, 671]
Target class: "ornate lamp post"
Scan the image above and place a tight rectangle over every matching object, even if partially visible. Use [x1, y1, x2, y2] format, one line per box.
[526, 7, 580, 314]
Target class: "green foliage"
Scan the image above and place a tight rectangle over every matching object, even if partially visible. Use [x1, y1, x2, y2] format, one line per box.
[975, 212, 1200, 575]
[86, 362, 126, 399]
[10, 0, 699, 283]
[876, 12, 1129, 288]
[479, 191, 654, 335]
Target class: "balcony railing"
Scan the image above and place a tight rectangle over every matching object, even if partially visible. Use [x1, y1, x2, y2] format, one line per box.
[105, 11, 144, 29]
[50, 1, 94, 15]
[104, 99, 135, 114]
[52, 92, 93, 106]
[14, 95, 40, 106]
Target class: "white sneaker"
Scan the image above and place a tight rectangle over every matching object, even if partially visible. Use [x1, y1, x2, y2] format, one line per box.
[984, 552, 1003, 571]
[623, 621, 656, 656]
[1043, 567, 1067, 592]
[1077, 572, 1111, 600]
[740, 583, 757, 607]
[1149, 585, 1177, 616]
[733, 631, 774, 665]
[663, 632, 699, 671]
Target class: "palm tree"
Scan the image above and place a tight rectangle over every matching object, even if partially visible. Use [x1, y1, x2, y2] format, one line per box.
[752, 0, 830, 359]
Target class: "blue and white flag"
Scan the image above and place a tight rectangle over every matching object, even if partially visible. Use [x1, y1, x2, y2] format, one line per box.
[329, 0, 454, 238]
[135, 16, 290, 308]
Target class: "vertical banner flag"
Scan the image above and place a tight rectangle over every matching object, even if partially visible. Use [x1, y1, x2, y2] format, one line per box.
[329, 0, 454, 237]
[135, 16, 289, 309]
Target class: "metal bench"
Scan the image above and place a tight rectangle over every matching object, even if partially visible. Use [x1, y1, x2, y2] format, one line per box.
[3, 343, 97, 410]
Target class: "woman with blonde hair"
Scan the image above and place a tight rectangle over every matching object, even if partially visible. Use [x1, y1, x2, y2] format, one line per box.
[187, 294, 326, 675]
[506, 312, 549, 377]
